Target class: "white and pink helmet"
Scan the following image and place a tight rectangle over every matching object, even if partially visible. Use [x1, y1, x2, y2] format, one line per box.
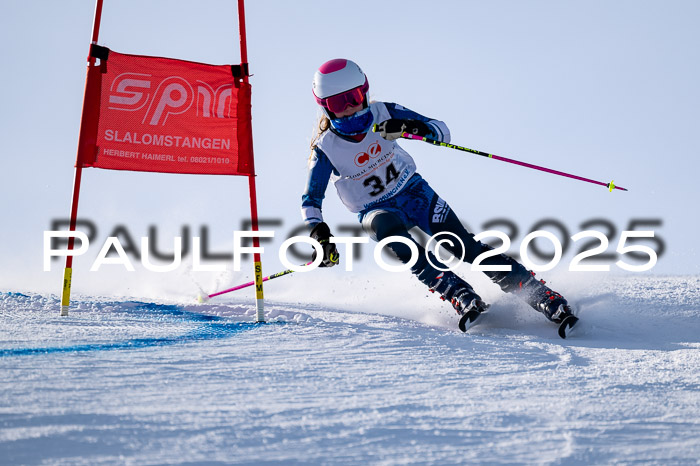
[312, 59, 369, 116]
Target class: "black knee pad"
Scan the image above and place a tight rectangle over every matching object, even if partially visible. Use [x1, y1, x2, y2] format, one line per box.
[363, 210, 424, 267]
[362, 210, 408, 242]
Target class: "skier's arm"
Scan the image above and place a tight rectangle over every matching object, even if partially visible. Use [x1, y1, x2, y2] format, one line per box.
[301, 147, 334, 227]
[380, 102, 451, 143]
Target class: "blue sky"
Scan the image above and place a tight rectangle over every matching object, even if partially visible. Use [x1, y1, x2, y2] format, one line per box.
[1, 1, 699, 298]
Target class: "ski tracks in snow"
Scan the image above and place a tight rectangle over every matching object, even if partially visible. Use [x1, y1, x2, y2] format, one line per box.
[1, 275, 699, 464]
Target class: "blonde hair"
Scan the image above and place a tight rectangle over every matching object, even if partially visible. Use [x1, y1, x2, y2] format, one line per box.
[310, 115, 330, 151]
[309, 96, 372, 155]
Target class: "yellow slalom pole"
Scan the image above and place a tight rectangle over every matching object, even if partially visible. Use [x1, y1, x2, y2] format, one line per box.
[61, 268, 72, 316]
[253, 261, 265, 322]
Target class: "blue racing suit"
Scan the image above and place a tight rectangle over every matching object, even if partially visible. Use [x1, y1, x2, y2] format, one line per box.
[301, 101, 535, 299]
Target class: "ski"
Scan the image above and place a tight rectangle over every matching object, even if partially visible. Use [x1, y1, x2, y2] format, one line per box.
[458, 304, 490, 332]
[558, 315, 579, 339]
[457, 302, 578, 338]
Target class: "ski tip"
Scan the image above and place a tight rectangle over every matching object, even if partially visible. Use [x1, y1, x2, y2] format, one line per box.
[197, 293, 210, 304]
[558, 315, 579, 339]
[458, 301, 489, 332]
[458, 310, 478, 332]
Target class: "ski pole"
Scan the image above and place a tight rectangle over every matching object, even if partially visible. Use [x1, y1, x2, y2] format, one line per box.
[382, 127, 628, 192]
[197, 261, 313, 303]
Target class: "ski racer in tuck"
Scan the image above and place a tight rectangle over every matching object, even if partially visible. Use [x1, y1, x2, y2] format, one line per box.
[302, 58, 578, 337]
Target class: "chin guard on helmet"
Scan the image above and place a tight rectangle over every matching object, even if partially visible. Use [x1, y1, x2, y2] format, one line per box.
[330, 106, 374, 136]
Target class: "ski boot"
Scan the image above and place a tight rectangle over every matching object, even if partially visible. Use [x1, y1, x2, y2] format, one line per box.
[428, 271, 490, 332]
[521, 272, 578, 338]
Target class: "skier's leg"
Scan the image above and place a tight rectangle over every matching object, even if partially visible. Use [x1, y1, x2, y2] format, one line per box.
[425, 198, 574, 323]
[361, 209, 487, 315]
[423, 194, 529, 287]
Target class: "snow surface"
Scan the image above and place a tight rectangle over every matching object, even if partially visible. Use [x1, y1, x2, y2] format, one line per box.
[1, 275, 699, 465]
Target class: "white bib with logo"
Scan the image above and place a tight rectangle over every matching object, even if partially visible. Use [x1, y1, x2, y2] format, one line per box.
[315, 102, 417, 213]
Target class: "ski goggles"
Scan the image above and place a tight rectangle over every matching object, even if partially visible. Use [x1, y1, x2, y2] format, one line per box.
[315, 83, 369, 114]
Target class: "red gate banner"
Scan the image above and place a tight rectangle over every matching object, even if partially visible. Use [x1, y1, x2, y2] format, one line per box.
[78, 47, 254, 176]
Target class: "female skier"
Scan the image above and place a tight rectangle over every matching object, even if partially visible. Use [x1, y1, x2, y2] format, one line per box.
[301, 58, 578, 337]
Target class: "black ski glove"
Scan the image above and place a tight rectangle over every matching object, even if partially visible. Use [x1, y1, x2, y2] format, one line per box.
[376, 119, 431, 141]
[309, 222, 339, 268]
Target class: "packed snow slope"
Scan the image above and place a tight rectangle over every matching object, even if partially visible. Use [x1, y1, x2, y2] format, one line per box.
[1, 274, 699, 465]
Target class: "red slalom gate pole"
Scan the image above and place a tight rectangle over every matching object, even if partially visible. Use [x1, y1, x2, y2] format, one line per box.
[60, 0, 105, 316]
[237, 0, 266, 322]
